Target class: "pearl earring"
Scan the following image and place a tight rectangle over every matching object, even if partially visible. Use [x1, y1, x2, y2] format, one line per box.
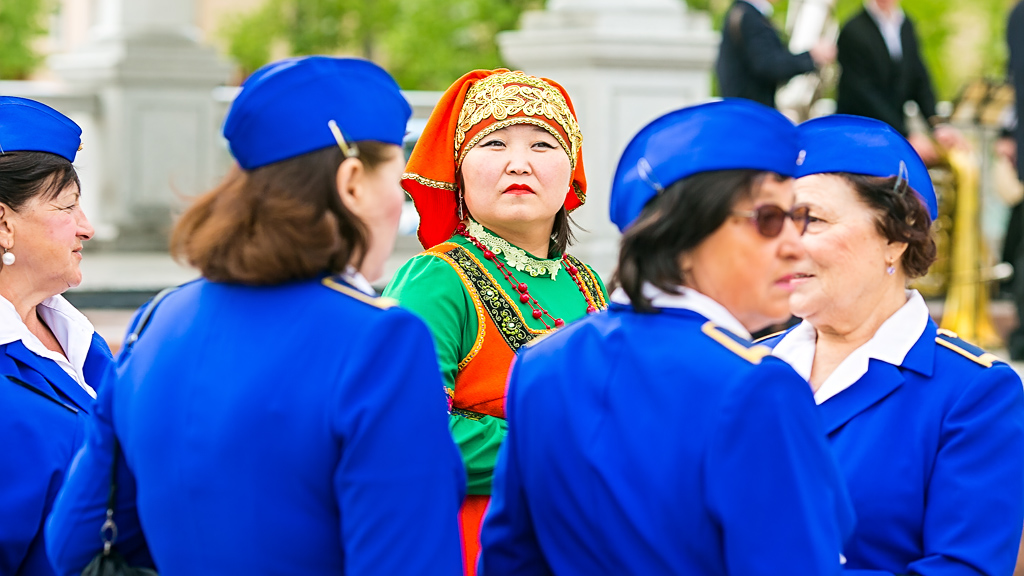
[2, 250, 14, 266]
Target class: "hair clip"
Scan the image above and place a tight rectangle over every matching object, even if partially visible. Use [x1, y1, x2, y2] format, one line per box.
[894, 160, 909, 194]
[327, 120, 359, 159]
[637, 158, 664, 193]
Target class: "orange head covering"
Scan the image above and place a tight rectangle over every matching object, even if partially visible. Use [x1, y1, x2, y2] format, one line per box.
[403, 69, 587, 249]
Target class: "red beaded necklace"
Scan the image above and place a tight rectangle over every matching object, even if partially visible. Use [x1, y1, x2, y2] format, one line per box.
[455, 222, 597, 330]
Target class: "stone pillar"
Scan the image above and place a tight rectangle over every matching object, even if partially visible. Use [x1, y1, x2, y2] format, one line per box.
[49, 0, 231, 250]
[498, 0, 718, 278]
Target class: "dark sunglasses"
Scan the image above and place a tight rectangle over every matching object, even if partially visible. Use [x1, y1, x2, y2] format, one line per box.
[732, 204, 810, 238]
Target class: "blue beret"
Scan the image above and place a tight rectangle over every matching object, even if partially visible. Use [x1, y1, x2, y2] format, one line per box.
[609, 99, 799, 232]
[795, 114, 937, 220]
[0, 97, 82, 163]
[224, 56, 412, 170]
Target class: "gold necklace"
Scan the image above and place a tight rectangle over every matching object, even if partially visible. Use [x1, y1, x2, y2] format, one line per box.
[467, 219, 563, 280]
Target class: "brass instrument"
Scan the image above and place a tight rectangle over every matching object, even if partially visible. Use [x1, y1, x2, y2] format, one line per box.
[938, 147, 1002, 349]
[929, 80, 1017, 349]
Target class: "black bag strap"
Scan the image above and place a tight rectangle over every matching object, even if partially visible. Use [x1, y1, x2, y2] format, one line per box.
[100, 286, 178, 554]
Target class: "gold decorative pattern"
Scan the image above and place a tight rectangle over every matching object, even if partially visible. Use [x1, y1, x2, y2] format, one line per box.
[467, 220, 564, 280]
[454, 246, 556, 338]
[425, 244, 487, 370]
[565, 255, 608, 310]
[454, 71, 582, 169]
[402, 172, 458, 191]
[700, 322, 771, 364]
[752, 330, 787, 344]
[571, 181, 585, 208]
[457, 118, 575, 171]
[321, 277, 396, 309]
[935, 329, 1000, 367]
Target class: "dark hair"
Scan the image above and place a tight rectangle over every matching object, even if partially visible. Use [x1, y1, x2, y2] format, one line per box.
[170, 141, 394, 285]
[612, 169, 781, 313]
[0, 151, 81, 210]
[838, 173, 936, 279]
[551, 205, 578, 255]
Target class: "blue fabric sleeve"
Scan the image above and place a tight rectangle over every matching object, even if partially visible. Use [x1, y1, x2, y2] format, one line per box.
[477, 358, 553, 576]
[330, 308, 466, 575]
[705, 359, 853, 576]
[44, 366, 154, 575]
[900, 364, 1024, 576]
[0, 376, 73, 574]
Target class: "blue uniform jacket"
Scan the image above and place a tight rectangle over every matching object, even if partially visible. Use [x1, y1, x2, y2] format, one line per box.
[0, 332, 112, 576]
[479, 304, 855, 576]
[45, 277, 466, 576]
[761, 320, 1024, 576]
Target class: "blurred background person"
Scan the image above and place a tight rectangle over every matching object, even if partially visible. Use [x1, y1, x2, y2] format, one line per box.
[384, 68, 607, 575]
[0, 97, 111, 576]
[480, 99, 853, 576]
[762, 114, 1024, 576]
[44, 56, 465, 576]
[716, 0, 836, 108]
[835, 0, 960, 163]
[999, 0, 1024, 361]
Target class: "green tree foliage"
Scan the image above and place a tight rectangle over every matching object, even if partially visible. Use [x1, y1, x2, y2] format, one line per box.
[221, 0, 541, 89]
[0, 0, 48, 79]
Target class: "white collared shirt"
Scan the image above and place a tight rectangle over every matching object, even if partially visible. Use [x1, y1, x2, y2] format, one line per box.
[611, 283, 752, 340]
[0, 294, 98, 398]
[342, 266, 376, 297]
[864, 0, 905, 59]
[741, 0, 774, 18]
[772, 290, 929, 404]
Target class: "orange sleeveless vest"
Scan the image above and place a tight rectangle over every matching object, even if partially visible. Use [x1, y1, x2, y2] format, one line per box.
[425, 242, 605, 419]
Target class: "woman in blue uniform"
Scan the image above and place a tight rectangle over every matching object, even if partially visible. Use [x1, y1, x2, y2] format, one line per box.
[762, 115, 1024, 576]
[478, 99, 854, 575]
[0, 97, 113, 576]
[44, 56, 465, 575]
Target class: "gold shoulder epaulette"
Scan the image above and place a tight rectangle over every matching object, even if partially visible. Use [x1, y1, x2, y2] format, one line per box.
[321, 277, 397, 310]
[701, 322, 772, 365]
[935, 328, 1001, 368]
[753, 329, 787, 344]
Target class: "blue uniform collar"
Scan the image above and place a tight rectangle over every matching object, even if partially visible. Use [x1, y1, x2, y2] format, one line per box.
[609, 284, 752, 340]
[805, 319, 936, 435]
[3, 339, 98, 412]
[774, 290, 930, 404]
[0, 293, 97, 398]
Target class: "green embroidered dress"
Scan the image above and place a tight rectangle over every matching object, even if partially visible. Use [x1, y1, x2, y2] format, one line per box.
[383, 221, 607, 494]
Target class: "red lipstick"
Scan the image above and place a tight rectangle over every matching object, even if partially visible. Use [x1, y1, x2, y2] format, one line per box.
[504, 184, 535, 194]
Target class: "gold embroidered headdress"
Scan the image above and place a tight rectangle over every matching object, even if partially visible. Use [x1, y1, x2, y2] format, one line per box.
[403, 69, 587, 249]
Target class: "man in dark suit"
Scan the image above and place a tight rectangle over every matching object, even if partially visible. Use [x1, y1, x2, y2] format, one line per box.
[836, 0, 957, 161]
[716, 0, 836, 108]
[999, 0, 1024, 361]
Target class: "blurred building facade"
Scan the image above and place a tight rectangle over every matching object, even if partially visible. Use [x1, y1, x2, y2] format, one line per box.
[7, 0, 719, 284]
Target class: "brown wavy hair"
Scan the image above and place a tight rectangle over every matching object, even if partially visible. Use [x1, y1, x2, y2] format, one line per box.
[838, 173, 936, 279]
[171, 142, 392, 285]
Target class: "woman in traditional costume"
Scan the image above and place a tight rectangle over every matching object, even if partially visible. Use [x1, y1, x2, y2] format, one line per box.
[479, 99, 854, 575]
[383, 69, 607, 573]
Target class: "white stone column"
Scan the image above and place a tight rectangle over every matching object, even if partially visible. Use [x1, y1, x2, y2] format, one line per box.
[498, 0, 718, 279]
[49, 0, 230, 250]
